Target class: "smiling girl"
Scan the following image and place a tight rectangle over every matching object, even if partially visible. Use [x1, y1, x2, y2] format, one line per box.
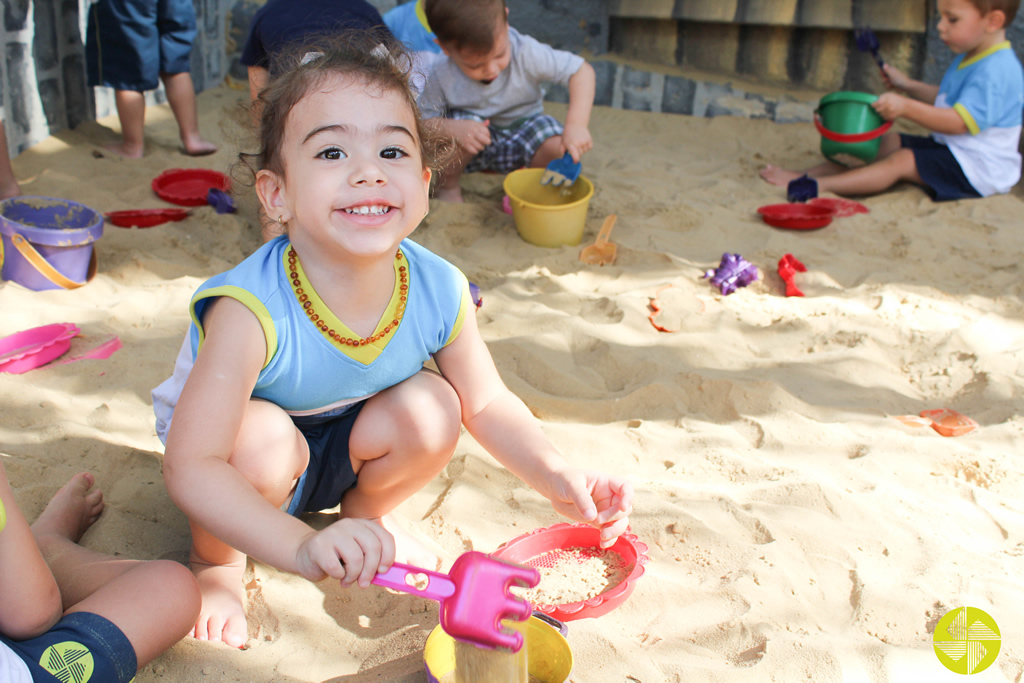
[153, 33, 633, 649]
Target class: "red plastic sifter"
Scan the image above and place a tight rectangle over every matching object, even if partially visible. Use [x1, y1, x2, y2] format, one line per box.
[370, 551, 540, 652]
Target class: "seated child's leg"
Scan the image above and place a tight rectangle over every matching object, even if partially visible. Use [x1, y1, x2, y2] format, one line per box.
[529, 135, 563, 169]
[761, 130, 903, 187]
[814, 147, 922, 197]
[343, 370, 461, 566]
[435, 144, 475, 203]
[31, 473, 201, 669]
[189, 399, 310, 648]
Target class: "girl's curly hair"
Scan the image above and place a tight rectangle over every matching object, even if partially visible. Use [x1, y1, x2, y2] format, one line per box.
[237, 29, 452, 187]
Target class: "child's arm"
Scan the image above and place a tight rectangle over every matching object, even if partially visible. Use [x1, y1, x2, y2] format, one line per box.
[163, 298, 393, 587]
[873, 93, 968, 136]
[562, 61, 596, 163]
[433, 309, 632, 548]
[882, 64, 940, 104]
[426, 117, 492, 156]
[0, 461, 63, 639]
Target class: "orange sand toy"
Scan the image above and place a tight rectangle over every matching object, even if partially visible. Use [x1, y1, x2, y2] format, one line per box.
[895, 409, 978, 437]
[920, 409, 978, 437]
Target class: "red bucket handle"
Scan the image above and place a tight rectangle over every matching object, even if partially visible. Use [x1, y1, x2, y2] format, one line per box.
[814, 114, 893, 144]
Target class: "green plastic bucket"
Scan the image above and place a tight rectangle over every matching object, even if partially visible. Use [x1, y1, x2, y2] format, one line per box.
[815, 91, 893, 165]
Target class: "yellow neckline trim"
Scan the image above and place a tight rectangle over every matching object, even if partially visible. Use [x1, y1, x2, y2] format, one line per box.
[415, 0, 432, 33]
[284, 246, 406, 364]
[960, 40, 1010, 69]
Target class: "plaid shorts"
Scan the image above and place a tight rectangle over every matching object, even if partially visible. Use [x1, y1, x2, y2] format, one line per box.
[448, 111, 563, 173]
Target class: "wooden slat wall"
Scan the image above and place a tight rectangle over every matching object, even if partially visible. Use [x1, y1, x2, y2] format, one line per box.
[609, 0, 928, 32]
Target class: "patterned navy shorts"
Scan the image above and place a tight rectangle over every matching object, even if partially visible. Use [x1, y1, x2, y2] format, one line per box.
[0, 612, 137, 683]
[448, 111, 563, 173]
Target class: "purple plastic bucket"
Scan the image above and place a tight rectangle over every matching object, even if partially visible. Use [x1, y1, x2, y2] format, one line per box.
[0, 196, 104, 291]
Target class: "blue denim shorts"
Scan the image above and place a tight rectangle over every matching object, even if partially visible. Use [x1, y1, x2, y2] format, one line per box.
[286, 401, 366, 516]
[85, 0, 197, 91]
[900, 133, 982, 202]
[0, 612, 137, 683]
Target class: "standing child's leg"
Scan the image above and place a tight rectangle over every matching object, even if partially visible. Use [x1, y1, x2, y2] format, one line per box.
[109, 90, 147, 158]
[0, 120, 21, 199]
[31, 473, 201, 669]
[161, 71, 218, 157]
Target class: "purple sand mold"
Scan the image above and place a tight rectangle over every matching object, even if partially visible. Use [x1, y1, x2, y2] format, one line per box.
[703, 253, 758, 295]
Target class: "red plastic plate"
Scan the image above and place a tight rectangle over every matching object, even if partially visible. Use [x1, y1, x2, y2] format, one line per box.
[757, 203, 834, 230]
[808, 197, 869, 217]
[105, 208, 191, 228]
[152, 168, 231, 207]
[491, 522, 649, 622]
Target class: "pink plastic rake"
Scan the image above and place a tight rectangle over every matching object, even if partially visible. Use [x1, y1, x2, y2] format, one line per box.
[371, 551, 540, 652]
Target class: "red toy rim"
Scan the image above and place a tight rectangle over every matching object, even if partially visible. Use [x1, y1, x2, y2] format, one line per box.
[105, 208, 191, 228]
[757, 203, 834, 230]
[814, 115, 893, 144]
[151, 169, 231, 207]
[491, 522, 649, 621]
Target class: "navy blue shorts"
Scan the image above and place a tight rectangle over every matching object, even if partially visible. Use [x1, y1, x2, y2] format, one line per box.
[85, 0, 197, 91]
[900, 134, 982, 202]
[286, 401, 366, 516]
[0, 612, 137, 683]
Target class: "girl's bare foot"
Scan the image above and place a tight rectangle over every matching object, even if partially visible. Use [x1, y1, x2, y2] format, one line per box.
[190, 559, 249, 649]
[30, 472, 104, 543]
[760, 165, 801, 187]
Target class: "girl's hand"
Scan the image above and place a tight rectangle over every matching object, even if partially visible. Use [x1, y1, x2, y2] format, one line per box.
[295, 518, 395, 588]
[561, 124, 593, 164]
[872, 93, 907, 120]
[545, 469, 633, 548]
[881, 64, 912, 91]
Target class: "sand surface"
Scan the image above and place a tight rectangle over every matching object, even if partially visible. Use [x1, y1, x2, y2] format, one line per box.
[1, 85, 1022, 682]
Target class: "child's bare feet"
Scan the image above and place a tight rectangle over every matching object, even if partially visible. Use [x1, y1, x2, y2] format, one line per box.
[190, 559, 249, 648]
[104, 141, 144, 159]
[434, 186, 465, 203]
[760, 165, 802, 187]
[182, 136, 218, 157]
[30, 472, 104, 543]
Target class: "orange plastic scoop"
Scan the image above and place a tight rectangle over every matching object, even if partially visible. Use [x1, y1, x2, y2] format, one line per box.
[920, 409, 978, 437]
[579, 215, 618, 265]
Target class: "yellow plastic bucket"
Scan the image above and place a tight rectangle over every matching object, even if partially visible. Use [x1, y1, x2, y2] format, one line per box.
[423, 614, 573, 683]
[503, 168, 594, 248]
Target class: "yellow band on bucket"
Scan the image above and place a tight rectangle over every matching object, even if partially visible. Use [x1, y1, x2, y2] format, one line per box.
[10, 233, 88, 290]
[0, 495, 7, 532]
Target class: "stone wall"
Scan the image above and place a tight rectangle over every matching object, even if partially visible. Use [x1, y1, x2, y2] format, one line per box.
[0, 0, 232, 156]
[4, 0, 1024, 159]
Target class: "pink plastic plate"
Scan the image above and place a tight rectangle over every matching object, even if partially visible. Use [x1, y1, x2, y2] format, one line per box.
[0, 323, 79, 374]
[491, 522, 649, 621]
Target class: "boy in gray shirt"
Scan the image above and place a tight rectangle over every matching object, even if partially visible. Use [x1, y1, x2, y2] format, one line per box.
[420, 0, 595, 202]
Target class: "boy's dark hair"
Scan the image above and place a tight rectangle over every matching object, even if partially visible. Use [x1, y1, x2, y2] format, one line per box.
[425, 0, 508, 53]
[968, 0, 1019, 24]
[239, 30, 449, 183]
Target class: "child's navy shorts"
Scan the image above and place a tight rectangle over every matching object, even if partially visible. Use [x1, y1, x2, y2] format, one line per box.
[0, 612, 137, 683]
[286, 401, 366, 516]
[900, 134, 982, 202]
[85, 0, 197, 92]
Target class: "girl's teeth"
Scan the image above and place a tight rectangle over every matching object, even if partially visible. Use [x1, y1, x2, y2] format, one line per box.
[345, 205, 389, 215]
